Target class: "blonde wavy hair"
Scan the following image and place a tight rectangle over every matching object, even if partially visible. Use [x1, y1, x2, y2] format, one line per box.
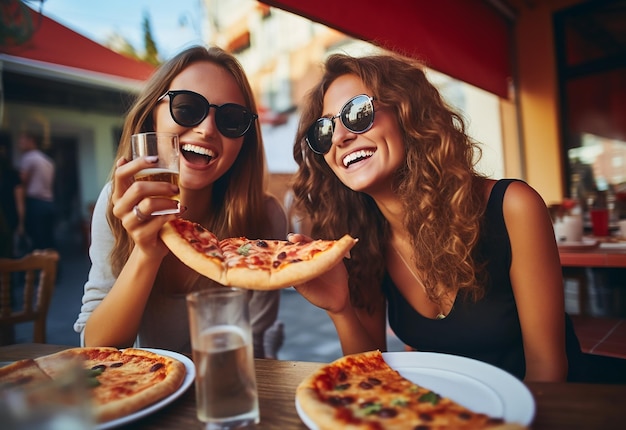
[292, 52, 487, 312]
[108, 46, 270, 276]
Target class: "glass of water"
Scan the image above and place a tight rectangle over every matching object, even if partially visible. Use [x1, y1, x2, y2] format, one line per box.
[186, 287, 259, 429]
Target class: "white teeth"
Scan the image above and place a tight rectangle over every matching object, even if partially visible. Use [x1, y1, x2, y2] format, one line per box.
[342, 150, 374, 167]
[182, 144, 216, 158]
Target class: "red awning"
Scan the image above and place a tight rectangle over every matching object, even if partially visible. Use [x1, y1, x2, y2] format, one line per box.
[261, 0, 513, 99]
[1, 8, 155, 82]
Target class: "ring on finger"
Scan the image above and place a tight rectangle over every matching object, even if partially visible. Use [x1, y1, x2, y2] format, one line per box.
[133, 204, 150, 222]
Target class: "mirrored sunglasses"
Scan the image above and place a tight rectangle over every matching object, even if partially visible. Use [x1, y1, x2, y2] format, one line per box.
[158, 90, 258, 138]
[305, 94, 375, 155]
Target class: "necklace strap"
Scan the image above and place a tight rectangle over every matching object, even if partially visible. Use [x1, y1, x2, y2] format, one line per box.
[390, 243, 448, 319]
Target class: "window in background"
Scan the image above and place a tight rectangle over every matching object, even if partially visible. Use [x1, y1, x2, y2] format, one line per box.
[555, 0, 626, 213]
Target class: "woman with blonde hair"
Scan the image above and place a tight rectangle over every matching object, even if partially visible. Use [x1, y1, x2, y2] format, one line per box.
[289, 52, 587, 381]
[74, 46, 286, 357]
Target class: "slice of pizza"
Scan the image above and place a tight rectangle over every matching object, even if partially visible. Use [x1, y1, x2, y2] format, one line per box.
[33, 347, 186, 423]
[0, 347, 187, 423]
[160, 218, 358, 290]
[1, 347, 187, 423]
[0, 358, 52, 390]
[296, 350, 528, 430]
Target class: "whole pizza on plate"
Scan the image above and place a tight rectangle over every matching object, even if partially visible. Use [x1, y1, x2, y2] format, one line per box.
[160, 218, 358, 290]
[0, 347, 186, 423]
[296, 350, 528, 429]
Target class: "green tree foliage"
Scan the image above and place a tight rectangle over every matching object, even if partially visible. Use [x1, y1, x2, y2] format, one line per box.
[104, 33, 140, 59]
[0, 0, 37, 46]
[103, 11, 161, 66]
[142, 11, 160, 66]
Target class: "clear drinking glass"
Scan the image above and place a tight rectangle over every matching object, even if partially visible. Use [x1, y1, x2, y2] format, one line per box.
[186, 288, 259, 430]
[131, 131, 180, 215]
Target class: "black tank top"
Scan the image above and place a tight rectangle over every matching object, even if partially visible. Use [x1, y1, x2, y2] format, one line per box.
[383, 179, 580, 380]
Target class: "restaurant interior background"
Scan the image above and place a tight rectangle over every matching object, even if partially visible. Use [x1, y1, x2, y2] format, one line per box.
[554, 0, 626, 222]
[1, 0, 625, 316]
[2, 0, 625, 231]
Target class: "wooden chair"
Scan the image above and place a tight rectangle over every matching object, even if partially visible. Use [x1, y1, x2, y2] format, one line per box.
[0, 249, 60, 344]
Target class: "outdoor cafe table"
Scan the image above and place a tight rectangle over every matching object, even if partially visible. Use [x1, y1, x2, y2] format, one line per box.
[558, 241, 626, 268]
[2, 344, 626, 429]
[559, 241, 626, 315]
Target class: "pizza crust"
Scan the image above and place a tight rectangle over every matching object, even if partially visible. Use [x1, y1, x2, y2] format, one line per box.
[160, 220, 228, 285]
[298, 385, 366, 430]
[0, 358, 52, 389]
[160, 219, 358, 290]
[296, 350, 388, 430]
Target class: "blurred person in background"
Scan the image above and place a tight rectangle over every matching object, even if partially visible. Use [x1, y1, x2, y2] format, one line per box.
[18, 131, 55, 250]
[0, 141, 25, 257]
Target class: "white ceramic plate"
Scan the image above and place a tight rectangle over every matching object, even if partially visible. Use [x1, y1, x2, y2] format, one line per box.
[599, 241, 626, 250]
[295, 351, 535, 428]
[96, 348, 195, 430]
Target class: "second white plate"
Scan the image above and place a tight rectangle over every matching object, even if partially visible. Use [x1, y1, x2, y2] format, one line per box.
[296, 351, 535, 428]
[383, 352, 535, 425]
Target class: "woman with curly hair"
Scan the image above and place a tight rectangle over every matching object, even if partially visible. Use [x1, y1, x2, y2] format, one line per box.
[74, 46, 286, 358]
[289, 52, 585, 382]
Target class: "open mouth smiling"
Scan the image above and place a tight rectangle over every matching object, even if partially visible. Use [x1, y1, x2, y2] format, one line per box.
[182, 143, 216, 165]
[342, 149, 375, 167]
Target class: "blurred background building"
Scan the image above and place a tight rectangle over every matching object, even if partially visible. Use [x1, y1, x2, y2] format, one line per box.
[200, 0, 506, 227]
[1, 0, 625, 249]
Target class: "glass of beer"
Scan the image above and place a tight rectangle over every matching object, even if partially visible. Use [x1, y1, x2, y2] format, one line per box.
[186, 287, 259, 430]
[131, 132, 180, 215]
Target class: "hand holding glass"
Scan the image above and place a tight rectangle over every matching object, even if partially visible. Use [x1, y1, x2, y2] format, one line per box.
[131, 132, 180, 215]
[186, 288, 259, 430]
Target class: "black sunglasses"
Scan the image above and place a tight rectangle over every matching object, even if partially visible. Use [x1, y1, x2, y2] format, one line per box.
[305, 94, 375, 154]
[158, 90, 258, 138]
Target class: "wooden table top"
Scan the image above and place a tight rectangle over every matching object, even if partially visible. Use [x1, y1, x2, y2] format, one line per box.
[2, 344, 626, 429]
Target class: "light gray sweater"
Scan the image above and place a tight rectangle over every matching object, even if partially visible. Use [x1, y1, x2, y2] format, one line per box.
[74, 182, 287, 356]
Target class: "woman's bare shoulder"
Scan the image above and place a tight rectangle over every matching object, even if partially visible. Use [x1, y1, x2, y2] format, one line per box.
[500, 180, 555, 245]
[501, 180, 547, 214]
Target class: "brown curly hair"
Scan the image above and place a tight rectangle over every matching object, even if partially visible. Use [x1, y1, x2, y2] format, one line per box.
[291, 52, 488, 312]
[107, 46, 269, 276]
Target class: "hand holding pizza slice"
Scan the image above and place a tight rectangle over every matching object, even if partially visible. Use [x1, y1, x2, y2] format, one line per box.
[159, 218, 358, 290]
